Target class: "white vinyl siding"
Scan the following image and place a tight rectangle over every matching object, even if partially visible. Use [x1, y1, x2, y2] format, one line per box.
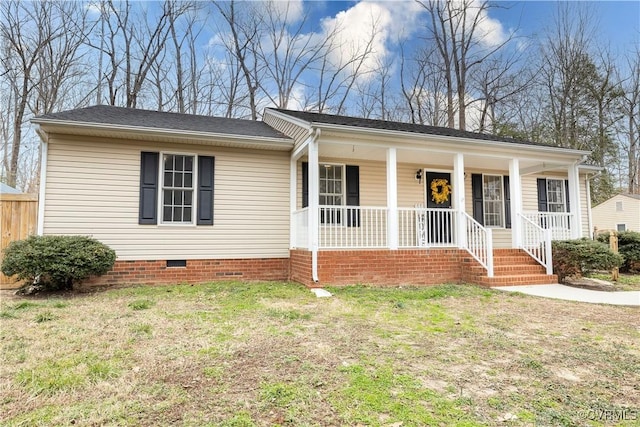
[43, 135, 290, 260]
[592, 195, 640, 233]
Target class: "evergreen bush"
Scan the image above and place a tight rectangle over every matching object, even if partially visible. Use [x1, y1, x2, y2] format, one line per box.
[551, 239, 623, 282]
[1, 235, 116, 292]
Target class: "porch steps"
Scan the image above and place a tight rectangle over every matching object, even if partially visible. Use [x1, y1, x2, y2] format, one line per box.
[463, 249, 558, 287]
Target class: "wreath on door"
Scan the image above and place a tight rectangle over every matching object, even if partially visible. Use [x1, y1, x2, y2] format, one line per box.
[430, 178, 451, 204]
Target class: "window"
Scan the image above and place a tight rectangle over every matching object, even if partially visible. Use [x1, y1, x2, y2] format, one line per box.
[483, 175, 504, 227]
[319, 164, 343, 224]
[162, 154, 194, 223]
[546, 179, 566, 212]
[616, 201, 623, 212]
[319, 164, 343, 206]
[139, 152, 214, 226]
[617, 224, 626, 232]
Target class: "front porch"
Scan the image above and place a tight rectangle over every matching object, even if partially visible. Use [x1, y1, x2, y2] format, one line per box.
[283, 114, 589, 287]
[291, 206, 571, 287]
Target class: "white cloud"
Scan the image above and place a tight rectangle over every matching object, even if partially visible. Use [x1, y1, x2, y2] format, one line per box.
[318, 1, 424, 79]
[257, 0, 304, 25]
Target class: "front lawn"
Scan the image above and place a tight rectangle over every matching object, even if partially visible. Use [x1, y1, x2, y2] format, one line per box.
[1, 282, 638, 426]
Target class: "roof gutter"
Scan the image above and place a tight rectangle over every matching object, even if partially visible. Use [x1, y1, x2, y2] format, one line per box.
[310, 122, 591, 158]
[31, 118, 294, 149]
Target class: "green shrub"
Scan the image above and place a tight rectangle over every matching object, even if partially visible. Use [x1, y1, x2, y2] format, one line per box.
[1, 235, 116, 291]
[597, 231, 640, 272]
[552, 239, 623, 282]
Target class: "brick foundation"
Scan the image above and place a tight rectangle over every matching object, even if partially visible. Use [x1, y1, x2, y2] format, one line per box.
[291, 248, 465, 287]
[85, 258, 290, 286]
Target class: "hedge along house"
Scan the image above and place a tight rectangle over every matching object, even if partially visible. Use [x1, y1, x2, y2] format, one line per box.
[32, 106, 596, 287]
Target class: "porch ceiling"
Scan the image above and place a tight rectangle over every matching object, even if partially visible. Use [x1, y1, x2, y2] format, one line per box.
[317, 141, 566, 172]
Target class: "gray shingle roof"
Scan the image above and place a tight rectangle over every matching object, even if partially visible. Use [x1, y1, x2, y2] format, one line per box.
[621, 193, 640, 200]
[271, 108, 557, 147]
[35, 105, 290, 140]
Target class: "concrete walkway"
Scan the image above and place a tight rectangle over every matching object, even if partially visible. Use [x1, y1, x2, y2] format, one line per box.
[493, 284, 640, 306]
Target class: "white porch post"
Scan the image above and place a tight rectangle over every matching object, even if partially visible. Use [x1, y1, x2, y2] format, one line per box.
[453, 153, 466, 248]
[568, 162, 582, 238]
[308, 135, 320, 281]
[386, 148, 398, 249]
[289, 157, 297, 249]
[509, 158, 523, 248]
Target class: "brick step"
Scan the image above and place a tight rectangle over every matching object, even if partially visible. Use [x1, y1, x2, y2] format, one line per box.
[464, 264, 547, 276]
[493, 256, 543, 265]
[473, 274, 559, 287]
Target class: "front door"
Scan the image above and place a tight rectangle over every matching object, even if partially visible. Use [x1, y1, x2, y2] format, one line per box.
[425, 171, 453, 244]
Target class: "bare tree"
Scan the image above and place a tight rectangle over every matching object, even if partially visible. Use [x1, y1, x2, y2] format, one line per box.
[212, 0, 262, 120]
[0, 1, 68, 187]
[415, 0, 513, 130]
[619, 47, 640, 193]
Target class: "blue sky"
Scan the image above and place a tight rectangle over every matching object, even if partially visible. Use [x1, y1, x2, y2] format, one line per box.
[303, 1, 639, 51]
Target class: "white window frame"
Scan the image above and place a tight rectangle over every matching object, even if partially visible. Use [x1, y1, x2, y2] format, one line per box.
[616, 201, 623, 212]
[158, 151, 198, 226]
[546, 178, 567, 213]
[319, 162, 345, 225]
[617, 223, 626, 232]
[482, 174, 505, 228]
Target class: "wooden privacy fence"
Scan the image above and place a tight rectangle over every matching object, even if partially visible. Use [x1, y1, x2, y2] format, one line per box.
[1, 193, 38, 289]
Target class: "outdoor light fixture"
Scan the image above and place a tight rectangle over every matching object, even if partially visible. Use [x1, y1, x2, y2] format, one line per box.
[415, 169, 423, 183]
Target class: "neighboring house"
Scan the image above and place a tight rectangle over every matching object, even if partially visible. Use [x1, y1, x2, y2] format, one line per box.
[32, 106, 597, 287]
[592, 194, 640, 234]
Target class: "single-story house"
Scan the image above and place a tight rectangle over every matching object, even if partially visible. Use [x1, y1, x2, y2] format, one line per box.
[31, 106, 597, 287]
[592, 193, 640, 234]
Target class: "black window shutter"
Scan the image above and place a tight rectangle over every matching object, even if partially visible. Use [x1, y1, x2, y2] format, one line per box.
[537, 178, 548, 212]
[564, 179, 570, 212]
[503, 175, 511, 229]
[471, 174, 484, 225]
[197, 156, 215, 225]
[346, 165, 360, 227]
[302, 162, 308, 208]
[139, 151, 159, 225]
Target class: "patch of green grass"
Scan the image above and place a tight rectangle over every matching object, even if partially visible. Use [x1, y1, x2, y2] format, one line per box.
[203, 366, 224, 379]
[130, 322, 153, 336]
[259, 381, 299, 406]
[266, 308, 311, 321]
[128, 299, 155, 310]
[332, 363, 479, 426]
[34, 311, 57, 323]
[12, 301, 40, 310]
[588, 272, 640, 291]
[15, 353, 122, 395]
[219, 411, 256, 427]
[0, 310, 17, 319]
[50, 301, 68, 309]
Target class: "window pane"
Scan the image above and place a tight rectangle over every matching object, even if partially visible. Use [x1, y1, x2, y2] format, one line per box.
[164, 172, 173, 187]
[173, 207, 182, 222]
[184, 173, 192, 188]
[175, 156, 184, 171]
[175, 173, 183, 188]
[163, 206, 172, 221]
[184, 207, 192, 221]
[185, 156, 193, 172]
[164, 155, 173, 171]
[184, 191, 193, 206]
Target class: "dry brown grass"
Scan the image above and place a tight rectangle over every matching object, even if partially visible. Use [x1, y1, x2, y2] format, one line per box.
[1, 282, 638, 426]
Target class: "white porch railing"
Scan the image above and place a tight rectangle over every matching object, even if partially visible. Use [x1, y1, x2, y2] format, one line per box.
[462, 211, 494, 277]
[522, 211, 573, 241]
[318, 205, 388, 248]
[519, 213, 553, 275]
[398, 207, 456, 247]
[292, 208, 309, 249]
[292, 205, 496, 277]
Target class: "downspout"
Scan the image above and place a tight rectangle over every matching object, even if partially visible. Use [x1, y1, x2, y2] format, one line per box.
[310, 128, 321, 283]
[36, 129, 48, 236]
